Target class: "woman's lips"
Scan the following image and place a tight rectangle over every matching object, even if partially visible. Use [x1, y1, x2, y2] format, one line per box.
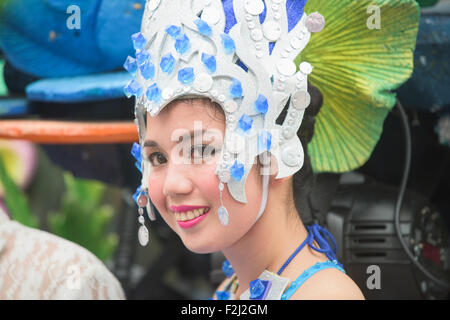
[175, 208, 211, 229]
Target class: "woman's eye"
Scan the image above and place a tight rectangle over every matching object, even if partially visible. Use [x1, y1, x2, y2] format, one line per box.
[148, 152, 167, 166]
[191, 145, 215, 159]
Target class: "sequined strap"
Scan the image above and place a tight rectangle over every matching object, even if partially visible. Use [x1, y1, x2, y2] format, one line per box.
[280, 260, 346, 300]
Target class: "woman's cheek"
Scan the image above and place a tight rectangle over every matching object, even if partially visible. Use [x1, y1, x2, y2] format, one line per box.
[147, 173, 168, 220]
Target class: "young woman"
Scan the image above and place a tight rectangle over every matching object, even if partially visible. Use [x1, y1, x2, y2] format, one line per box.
[126, 0, 419, 300]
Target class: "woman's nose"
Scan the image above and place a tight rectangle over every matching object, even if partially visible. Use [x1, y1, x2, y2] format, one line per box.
[162, 161, 194, 197]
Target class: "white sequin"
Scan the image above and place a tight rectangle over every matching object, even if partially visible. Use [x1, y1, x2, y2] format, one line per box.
[299, 62, 313, 75]
[251, 29, 263, 41]
[263, 21, 282, 41]
[277, 60, 297, 76]
[195, 73, 213, 92]
[244, 0, 265, 16]
[292, 90, 311, 110]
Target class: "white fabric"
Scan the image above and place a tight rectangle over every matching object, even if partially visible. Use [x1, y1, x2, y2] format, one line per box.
[0, 209, 125, 300]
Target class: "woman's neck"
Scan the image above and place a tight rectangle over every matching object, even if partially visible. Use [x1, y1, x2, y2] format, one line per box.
[221, 191, 309, 299]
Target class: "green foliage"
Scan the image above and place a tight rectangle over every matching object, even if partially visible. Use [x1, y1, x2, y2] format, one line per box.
[48, 172, 118, 262]
[0, 154, 38, 228]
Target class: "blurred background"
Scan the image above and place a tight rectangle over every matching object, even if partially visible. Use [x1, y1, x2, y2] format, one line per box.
[0, 0, 449, 300]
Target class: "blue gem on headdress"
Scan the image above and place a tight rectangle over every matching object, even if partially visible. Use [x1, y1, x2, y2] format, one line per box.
[249, 279, 271, 300]
[230, 160, 245, 182]
[201, 53, 217, 74]
[194, 19, 212, 36]
[221, 34, 236, 55]
[230, 79, 243, 99]
[140, 60, 155, 80]
[160, 53, 176, 74]
[123, 56, 138, 75]
[124, 79, 143, 98]
[175, 34, 191, 54]
[238, 114, 253, 133]
[222, 260, 234, 278]
[146, 83, 162, 103]
[136, 50, 150, 66]
[131, 143, 142, 163]
[178, 67, 195, 84]
[132, 32, 146, 50]
[216, 291, 231, 300]
[133, 185, 142, 204]
[258, 130, 272, 151]
[254, 94, 269, 115]
[165, 25, 182, 38]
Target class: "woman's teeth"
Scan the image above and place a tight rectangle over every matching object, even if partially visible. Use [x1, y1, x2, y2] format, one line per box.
[175, 208, 209, 221]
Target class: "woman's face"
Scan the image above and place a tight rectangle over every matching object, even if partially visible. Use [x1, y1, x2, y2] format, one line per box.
[144, 99, 263, 253]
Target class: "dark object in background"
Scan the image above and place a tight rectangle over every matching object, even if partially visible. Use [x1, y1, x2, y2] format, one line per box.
[327, 177, 449, 300]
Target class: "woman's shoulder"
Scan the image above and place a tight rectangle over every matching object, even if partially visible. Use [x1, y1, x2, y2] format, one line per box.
[288, 265, 365, 300]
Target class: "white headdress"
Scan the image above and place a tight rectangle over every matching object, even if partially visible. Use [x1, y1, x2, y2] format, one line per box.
[126, 0, 324, 227]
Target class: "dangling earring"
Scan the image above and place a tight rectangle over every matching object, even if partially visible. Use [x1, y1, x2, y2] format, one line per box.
[137, 188, 150, 246]
[218, 169, 230, 226]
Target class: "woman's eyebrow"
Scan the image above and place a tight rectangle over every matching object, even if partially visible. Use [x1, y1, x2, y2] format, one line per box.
[144, 129, 213, 148]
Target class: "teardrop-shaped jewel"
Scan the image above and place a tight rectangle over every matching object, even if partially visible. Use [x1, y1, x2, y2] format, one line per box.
[218, 206, 229, 226]
[138, 225, 149, 246]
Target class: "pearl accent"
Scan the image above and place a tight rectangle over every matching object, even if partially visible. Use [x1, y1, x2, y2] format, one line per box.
[305, 12, 325, 33]
[282, 146, 302, 167]
[224, 100, 238, 113]
[292, 90, 311, 110]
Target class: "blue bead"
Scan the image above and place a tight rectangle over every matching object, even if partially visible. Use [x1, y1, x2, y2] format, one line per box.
[249, 279, 271, 300]
[123, 56, 138, 75]
[132, 32, 146, 50]
[258, 130, 272, 151]
[136, 50, 150, 66]
[238, 114, 253, 133]
[249, 279, 265, 298]
[131, 143, 142, 162]
[124, 79, 143, 98]
[165, 25, 182, 38]
[230, 79, 243, 99]
[222, 260, 234, 278]
[216, 291, 231, 300]
[201, 53, 217, 74]
[146, 83, 162, 103]
[221, 33, 236, 55]
[194, 19, 212, 36]
[254, 94, 268, 114]
[230, 160, 245, 182]
[178, 67, 195, 84]
[135, 160, 142, 173]
[160, 53, 176, 74]
[140, 60, 155, 80]
[175, 34, 191, 54]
